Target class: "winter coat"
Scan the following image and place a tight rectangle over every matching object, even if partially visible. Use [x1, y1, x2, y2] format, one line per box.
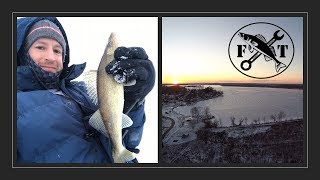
[16, 17, 145, 163]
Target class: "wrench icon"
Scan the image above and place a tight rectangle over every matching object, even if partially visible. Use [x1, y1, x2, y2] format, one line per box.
[240, 30, 284, 71]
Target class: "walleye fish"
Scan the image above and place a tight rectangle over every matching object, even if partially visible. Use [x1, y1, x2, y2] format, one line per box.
[83, 70, 133, 132]
[238, 32, 286, 73]
[84, 32, 136, 163]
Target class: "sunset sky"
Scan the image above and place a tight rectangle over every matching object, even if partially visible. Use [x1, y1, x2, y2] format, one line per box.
[162, 16, 304, 84]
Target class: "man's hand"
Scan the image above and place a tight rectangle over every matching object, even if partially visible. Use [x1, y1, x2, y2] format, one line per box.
[106, 47, 155, 114]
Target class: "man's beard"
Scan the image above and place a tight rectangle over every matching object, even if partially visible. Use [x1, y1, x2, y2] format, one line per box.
[25, 53, 62, 90]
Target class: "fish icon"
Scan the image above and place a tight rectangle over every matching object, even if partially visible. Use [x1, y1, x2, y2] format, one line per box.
[238, 32, 286, 73]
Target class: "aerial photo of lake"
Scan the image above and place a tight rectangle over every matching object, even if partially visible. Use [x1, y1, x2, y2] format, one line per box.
[174, 85, 303, 127]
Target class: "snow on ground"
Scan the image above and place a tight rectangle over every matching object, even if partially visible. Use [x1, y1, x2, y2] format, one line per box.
[162, 102, 295, 146]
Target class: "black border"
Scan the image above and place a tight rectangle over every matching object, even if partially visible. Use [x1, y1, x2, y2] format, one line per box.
[6, 9, 315, 178]
[158, 16, 163, 163]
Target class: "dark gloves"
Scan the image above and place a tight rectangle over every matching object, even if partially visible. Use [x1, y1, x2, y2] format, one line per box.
[106, 46, 155, 114]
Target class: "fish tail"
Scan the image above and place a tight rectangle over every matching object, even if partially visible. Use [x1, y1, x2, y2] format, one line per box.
[113, 148, 136, 163]
[275, 62, 286, 73]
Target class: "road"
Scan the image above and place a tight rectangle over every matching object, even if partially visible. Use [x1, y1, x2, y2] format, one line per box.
[162, 116, 175, 139]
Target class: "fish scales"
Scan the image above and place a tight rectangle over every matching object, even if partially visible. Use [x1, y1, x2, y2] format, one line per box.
[96, 32, 135, 163]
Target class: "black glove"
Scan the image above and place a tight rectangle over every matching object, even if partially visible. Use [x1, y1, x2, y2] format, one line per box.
[106, 46, 155, 114]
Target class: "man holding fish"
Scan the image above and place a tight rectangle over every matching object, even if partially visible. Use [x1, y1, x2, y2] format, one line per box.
[16, 17, 155, 163]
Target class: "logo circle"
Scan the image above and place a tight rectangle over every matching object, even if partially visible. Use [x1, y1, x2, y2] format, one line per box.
[228, 22, 295, 79]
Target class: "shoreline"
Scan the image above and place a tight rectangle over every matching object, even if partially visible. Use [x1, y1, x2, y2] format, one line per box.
[162, 102, 302, 145]
[163, 83, 303, 90]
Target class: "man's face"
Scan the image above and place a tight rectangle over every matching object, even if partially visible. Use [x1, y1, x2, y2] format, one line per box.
[28, 38, 63, 73]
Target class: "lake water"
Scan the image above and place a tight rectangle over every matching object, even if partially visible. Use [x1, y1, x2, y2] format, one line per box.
[174, 85, 303, 127]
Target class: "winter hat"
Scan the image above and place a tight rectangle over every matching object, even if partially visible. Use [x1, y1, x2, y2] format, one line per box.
[25, 19, 66, 61]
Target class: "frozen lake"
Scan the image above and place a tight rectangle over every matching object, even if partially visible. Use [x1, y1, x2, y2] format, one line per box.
[174, 85, 303, 127]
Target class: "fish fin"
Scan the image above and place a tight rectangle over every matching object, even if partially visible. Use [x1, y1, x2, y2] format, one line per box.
[122, 113, 133, 128]
[264, 55, 272, 61]
[264, 46, 276, 61]
[269, 46, 276, 56]
[89, 110, 133, 138]
[255, 34, 267, 43]
[248, 45, 254, 53]
[275, 62, 286, 73]
[113, 148, 136, 163]
[82, 70, 98, 105]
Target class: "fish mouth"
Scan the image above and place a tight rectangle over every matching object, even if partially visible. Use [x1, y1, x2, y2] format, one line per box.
[238, 32, 250, 41]
[238, 32, 245, 39]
